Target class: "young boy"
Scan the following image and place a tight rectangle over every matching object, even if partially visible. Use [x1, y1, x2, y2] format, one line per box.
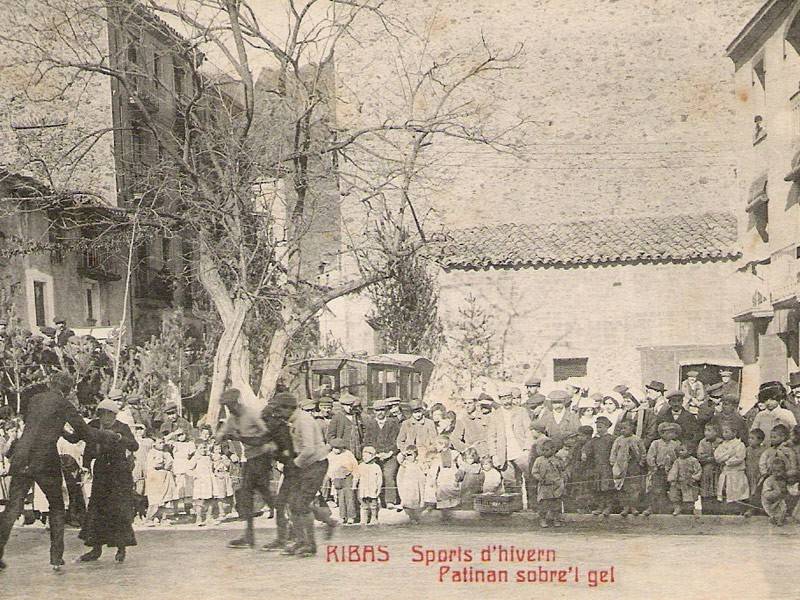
[643, 422, 682, 515]
[744, 428, 766, 517]
[397, 446, 426, 524]
[714, 425, 749, 513]
[584, 416, 615, 517]
[531, 439, 565, 528]
[761, 458, 789, 526]
[568, 426, 595, 514]
[667, 442, 701, 516]
[696, 423, 722, 515]
[354, 446, 383, 526]
[326, 438, 359, 525]
[759, 424, 797, 478]
[610, 420, 646, 516]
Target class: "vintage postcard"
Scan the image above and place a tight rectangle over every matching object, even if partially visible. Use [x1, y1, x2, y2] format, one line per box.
[0, 0, 796, 598]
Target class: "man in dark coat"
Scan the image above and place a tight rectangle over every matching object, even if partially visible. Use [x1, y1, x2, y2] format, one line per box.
[651, 390, 701, 453]
[0, 373, 122, 571]
[363, 399, 402, 508]
[326, 393, 364, 460]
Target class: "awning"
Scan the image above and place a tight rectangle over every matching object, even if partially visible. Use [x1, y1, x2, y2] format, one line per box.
[677, 345, 743, 368]
[745, 172, 769, 212]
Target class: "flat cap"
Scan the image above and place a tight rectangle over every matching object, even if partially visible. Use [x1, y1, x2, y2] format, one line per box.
[385, 397, 401, 407]
[665, 390, 685, 400]
[300, 398, 317, 410]
[330, 437, 346, 449]
[720, 369, 733, 376]
[162, 401, 178, 414]
[613, 384, 629, 395]
[96, 398, 119, 414]
[339, 392, 360, 406]
[219, 389, 241, 405]
[548, 390, 571, 403]
[273, 391, 298, 409]
[687, 370, 699, 377]
[107, 388, 124, 401]
[526, 393, 546, 408]
[658, 422, 682, 435]
[525, 375, 542, 386]
[372, 399, 389, 410]
[408, 399, 424, 411]
[721, 394, 739, 405]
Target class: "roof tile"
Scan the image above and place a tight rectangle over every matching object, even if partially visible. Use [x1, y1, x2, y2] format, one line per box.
[437, 211, 740, 269]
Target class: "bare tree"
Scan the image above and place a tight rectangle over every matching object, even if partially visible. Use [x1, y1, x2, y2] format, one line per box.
[0, 0, 529, 422]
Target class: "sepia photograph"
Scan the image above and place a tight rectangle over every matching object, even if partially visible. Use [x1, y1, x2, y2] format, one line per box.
[0, 0, 797, 598]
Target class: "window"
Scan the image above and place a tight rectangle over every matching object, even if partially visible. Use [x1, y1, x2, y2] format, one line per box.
[153, 54, 161, 86]
[131, 121, 145, 163]
[173, 64, 185, 96]
[127, 41, 138, 69]
[33, 281, 46, 327]
[553, 357, 588, 382]
[86, 288, 94, 322]
[752, 57, 767, 144]
[161, 237, 171, 264]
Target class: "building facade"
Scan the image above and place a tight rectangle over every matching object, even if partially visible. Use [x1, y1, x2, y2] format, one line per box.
[728, 0, 800, 391]
[322, 212, 743, 399]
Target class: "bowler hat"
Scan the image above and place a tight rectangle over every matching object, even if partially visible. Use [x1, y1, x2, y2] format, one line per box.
[645, 380, 666, 393]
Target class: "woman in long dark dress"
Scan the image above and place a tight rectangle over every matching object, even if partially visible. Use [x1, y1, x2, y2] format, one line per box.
[66, 398, 139, 563]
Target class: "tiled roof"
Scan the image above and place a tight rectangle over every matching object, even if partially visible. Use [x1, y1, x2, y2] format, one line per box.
[437, 211, 740, 270]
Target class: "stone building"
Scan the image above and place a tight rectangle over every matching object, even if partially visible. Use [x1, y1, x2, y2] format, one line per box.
[728, 0, 800, 391]
[0, 3, 204, 341]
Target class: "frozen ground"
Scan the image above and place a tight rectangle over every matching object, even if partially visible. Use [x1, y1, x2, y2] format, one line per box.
[0, 511, 797, 600]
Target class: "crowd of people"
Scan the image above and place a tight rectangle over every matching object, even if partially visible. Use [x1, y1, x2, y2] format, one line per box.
[3, 365, 800, 572]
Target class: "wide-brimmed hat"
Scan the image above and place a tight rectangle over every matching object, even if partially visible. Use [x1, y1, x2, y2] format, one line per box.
[645, 380, 666, 393]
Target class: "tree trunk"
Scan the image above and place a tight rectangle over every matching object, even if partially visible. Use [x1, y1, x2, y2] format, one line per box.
[205, 301, 252, 425]
[257, 326, 292, 403]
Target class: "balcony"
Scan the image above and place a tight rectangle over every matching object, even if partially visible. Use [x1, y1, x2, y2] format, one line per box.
[127, 75, 159, 113]
[78, 247, 121, 282]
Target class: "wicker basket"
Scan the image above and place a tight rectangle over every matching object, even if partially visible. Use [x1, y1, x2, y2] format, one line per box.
[474, 492, 523, 514]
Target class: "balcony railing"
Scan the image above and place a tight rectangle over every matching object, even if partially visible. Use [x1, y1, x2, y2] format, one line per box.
[78, 247, 121, 282]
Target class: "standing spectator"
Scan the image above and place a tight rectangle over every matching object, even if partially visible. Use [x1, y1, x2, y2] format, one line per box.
[396, 399, 437, 460]
[610, 420, 646, 516]
[535, 390, 580, 446]
[187, 443, 215, 527]
[327, 393, 365, 461]
[718, 370, 739, 400]
[425, 435, 462, 521]
[211, 445, 234, 523]
[710, 395, 748, 442]
[643, 422, 682, 515]
[743, 428, 766, 517]
[524, 376, 542, 402]
[144, 435, 176, 526]
[167, 429, 196, 515]
[396, 445, 426, 524]
[453, 394, 488, 457]
[326, 438, 358, 525]
[653, 391, 700, 453]
[697, 423, 723, 514]
[584, 416, 615, 517]
[158, 402, 193, 437]
[667, 443, 701, 516]
[644, 380, 668, 415]
[486, 387, 533, 503]
[354, 446, 383, 525]
[53, 318, 75, 348]
[530, 439, 566, 528]
[785, 372, 800, 423]
[362, 399, 401, 509]
[131, 424, 153, 521]
[750, 382, 797, 446]
[714, 425, 749, 512]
